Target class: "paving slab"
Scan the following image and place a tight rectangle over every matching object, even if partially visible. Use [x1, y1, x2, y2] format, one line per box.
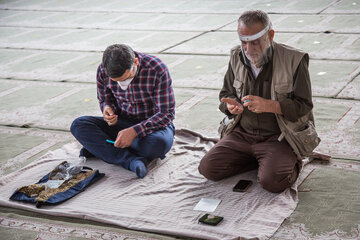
[314, 98, 360, 159]
[0, 49, 100, 82]
[248, 0, 337, 14]
[323, 0, 360, 13]
[0, 126, 72, 176]
[6, 52, 84, 75]
[0, 27, 200, 53]
[337, 75, 360, 99]
[162, 54, 229, 89]
[0, 80, 98, 130]
[309, 60, 360, 97]
[0, 8, 23, 18]
[0, 0, 239, 13]
[0, 82, 75, 112]
[0, 0, 83, 10]
[0, 49, 36, 65]
[0, 10, 238, 32]
[165, 31, 360, 60]
[0, 10, 53, 23]
[221, 14, 360, 33]
[174, 88, 223, 137]
[272, 159, 360, 239]
[0, 49, 359, 99]
[0, 0, 342, 14]
[0, 50, 229, 86]
[0, 81, 17, 93]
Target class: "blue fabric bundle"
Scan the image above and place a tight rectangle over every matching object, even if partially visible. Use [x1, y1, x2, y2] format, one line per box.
[10, 161, 104, 208]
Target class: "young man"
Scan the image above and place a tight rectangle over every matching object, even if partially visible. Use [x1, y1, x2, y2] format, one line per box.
[71, 44, 175, 178]
[198, 10, 320, 192]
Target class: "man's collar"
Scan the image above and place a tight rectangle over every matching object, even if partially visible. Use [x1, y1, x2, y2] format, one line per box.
[134, 51, 142, 77]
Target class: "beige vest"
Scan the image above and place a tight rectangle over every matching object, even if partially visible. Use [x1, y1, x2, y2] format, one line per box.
[221, 42, 320, 159]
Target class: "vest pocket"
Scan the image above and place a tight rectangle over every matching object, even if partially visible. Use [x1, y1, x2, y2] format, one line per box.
[291, 121, 320, 156]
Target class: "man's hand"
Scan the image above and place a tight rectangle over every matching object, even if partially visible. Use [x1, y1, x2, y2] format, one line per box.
[221, 98, 244, 115]
[227, 103, 244, 115]
[242, 95, 282, 114]
[103, 106, 118, 126]
[115, 127, 137, 148]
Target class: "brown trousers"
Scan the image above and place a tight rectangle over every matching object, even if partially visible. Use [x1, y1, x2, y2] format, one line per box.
[198, 126, 300, 193]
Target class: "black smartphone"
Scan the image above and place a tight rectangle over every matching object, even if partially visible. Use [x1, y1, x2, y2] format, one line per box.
[233, 179, 252, 192]
[198, 213, 223, 226]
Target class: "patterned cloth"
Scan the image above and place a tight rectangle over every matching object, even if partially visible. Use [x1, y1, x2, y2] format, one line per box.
[96, 52, 175, 138]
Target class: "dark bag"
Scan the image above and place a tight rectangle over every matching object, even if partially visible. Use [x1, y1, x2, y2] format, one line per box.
[10, 161, 104, 208]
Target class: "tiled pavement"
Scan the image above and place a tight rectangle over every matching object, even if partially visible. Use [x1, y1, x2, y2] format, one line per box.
[0, 0, 359, 239]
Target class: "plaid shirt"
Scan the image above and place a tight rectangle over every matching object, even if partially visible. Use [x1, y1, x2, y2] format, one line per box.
[97, 52, 175, 138]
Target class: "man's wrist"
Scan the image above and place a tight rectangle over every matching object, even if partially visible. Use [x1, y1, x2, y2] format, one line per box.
[267, 99, 282, 114]
[102, 104, 113, 112]
[132, 124, 145, 138]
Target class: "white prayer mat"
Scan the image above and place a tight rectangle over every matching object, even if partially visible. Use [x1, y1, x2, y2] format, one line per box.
[0, 129, 312, 240]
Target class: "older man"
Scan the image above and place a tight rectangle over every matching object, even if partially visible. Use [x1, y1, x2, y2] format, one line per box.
[198, 10, 320, 192]
[71, 44, 175, 178]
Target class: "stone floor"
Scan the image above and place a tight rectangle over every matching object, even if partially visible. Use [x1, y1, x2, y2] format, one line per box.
[0, 0, 359, 239]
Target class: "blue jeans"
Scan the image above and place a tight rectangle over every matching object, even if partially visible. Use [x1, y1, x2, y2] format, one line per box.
[70, 116, 175, 170]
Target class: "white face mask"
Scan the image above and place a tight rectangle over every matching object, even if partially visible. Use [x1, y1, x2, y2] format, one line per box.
[117, 78, 133, 90]
[117, 65, 137, 90]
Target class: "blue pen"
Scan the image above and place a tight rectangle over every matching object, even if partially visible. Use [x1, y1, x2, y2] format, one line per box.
[106, 139, 115, 144]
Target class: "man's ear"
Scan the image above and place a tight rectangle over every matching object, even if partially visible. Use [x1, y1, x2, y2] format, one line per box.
[134, 57, 139, 66]
[268, 29, 275, 42]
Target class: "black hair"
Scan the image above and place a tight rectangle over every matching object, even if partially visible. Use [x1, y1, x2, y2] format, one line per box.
[102, 44, 135, 78]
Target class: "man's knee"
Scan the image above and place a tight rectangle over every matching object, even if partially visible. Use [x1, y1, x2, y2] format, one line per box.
[71, 116, 83, 134]
[198, 158, 224, 182]
[70, 116, 92, 136]
[141, 134, 174, 159]
[148, 137, 170, 158]
[157, 135, 173, 154]
[258, 171, 294, 193]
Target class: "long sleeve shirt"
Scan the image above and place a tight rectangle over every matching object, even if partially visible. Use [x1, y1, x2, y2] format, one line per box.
[97, 52, 175, 138]
[219, 49, 313, 137]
